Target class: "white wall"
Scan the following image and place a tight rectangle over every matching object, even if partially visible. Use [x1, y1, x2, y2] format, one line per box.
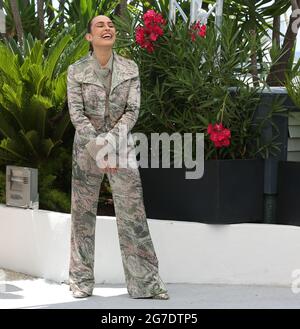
[1, 203, 300, 287]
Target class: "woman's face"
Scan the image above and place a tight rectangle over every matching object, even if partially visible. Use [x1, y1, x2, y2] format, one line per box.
[86, 15, 116, 49]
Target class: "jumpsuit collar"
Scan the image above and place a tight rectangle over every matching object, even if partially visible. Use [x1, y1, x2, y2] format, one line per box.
[86, 49, 138, 95]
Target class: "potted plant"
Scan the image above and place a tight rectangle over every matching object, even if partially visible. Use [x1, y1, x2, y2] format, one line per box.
[112, 9, 288, 224]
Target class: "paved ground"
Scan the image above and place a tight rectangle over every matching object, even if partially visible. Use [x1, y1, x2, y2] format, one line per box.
[1, 268, 300, 309]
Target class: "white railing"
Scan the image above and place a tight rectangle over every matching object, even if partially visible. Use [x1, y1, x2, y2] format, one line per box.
[168, 0, 224, 31]
[168, 0, 224, 61]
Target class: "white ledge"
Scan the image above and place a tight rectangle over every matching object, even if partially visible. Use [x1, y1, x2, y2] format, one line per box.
[0, 203, 299, 287]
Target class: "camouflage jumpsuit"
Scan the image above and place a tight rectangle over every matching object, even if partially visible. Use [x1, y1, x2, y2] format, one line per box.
[67, 50, 168, 298]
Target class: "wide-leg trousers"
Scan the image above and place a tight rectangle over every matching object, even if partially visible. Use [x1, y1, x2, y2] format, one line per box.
[69, 153, 168, 298]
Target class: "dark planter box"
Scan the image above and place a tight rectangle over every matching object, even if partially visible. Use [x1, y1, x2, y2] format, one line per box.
[254, 91, 299, 225]
[139, 159, 264, 224]
[276, 161, 300, 226]
[230, 87, 295, 223]
[253, 88, 294, 196]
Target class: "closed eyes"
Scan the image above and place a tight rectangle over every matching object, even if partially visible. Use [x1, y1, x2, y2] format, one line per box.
[96, 23, 115, 28]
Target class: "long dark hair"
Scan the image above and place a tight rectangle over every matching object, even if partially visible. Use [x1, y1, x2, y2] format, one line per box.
[87, 17, 94, 53]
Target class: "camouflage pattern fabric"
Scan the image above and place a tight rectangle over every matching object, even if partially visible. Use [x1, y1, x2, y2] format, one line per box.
[67, 50, 168, 298]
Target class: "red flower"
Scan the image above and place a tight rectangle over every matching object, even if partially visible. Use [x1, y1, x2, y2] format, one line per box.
[135, 26, 145, 44]
[207, 123, 231, 148]
[144, 40, 155, 53]
[143, 9, 166, 27]
[198, 24, 207, 37]
[189, 21, 207, 42]
[135, 9, 166, 53]
[207, 123, 213, 134]
[190, 33, 196, 42]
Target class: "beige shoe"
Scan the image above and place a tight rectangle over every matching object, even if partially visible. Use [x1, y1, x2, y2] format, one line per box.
[69, 286, 92, 298]
[72, 290, 92, 298]
[131, 291, 170, 300]
[151, 292, 170, 300]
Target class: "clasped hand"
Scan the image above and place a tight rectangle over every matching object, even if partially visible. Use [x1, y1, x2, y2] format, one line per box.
[85, 135, 118, 173]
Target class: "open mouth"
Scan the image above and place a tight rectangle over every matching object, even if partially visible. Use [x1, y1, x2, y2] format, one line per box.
[101, 33, 113, 40]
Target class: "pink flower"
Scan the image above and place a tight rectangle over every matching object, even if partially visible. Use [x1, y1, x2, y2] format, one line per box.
[135, 9, 166, 53]
[189, 21, 207, 41]
[207, 123, 231, 148]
